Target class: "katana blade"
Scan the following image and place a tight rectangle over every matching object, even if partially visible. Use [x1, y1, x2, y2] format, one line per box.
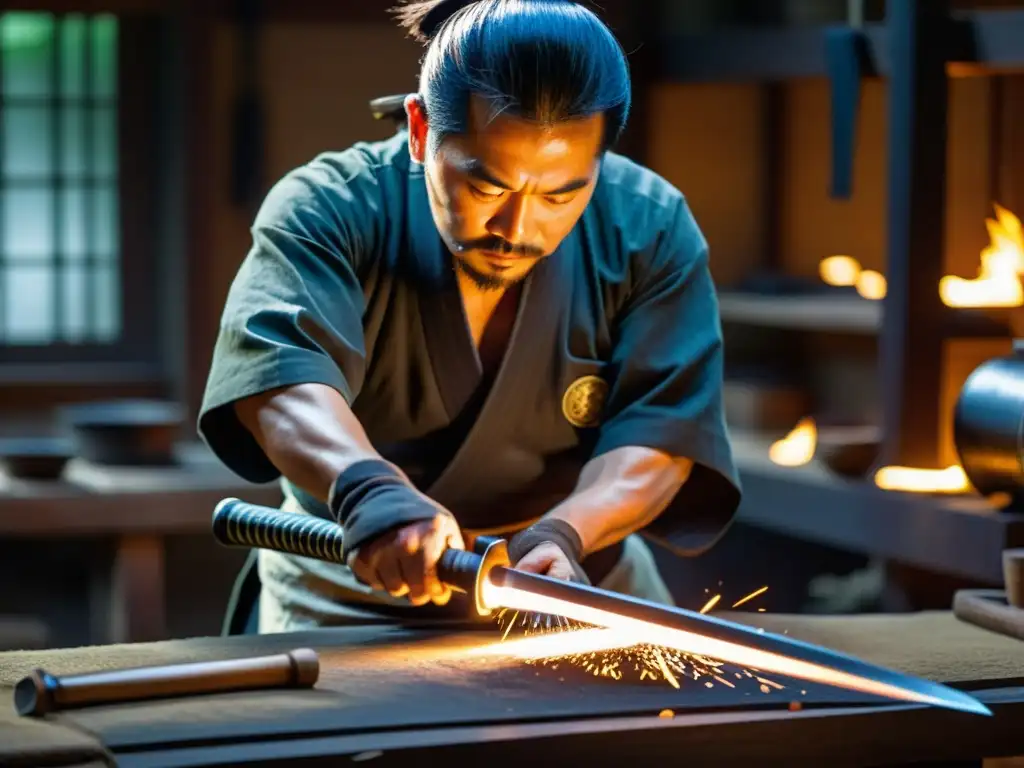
[481, 566, 991, 716]
[210, 498, 990, 717]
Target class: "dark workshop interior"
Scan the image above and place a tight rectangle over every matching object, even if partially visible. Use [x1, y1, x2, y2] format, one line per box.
[0, 0, 1021, 670]
[3, 1, 1024, 765]
[0, 0, 1021, 651]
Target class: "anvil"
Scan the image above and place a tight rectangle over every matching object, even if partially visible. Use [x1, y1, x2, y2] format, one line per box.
[211, 498, 989, 716]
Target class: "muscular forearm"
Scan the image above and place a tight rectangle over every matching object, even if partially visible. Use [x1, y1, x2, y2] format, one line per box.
[233, 382, 395, 502]
[546, 446, 693, 556]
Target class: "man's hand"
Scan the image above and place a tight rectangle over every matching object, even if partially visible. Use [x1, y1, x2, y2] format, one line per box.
[508, 519, 590, 584]
[514, 541, 586, 581]
[347, 513, 465, 606]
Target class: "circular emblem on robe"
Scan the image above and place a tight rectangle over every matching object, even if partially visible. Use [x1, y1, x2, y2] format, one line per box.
[562, 375, 608, 429]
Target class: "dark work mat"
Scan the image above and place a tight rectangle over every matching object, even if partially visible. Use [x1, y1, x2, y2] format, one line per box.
[1, 611, 1022, 752]
[58, 632, 896, 750]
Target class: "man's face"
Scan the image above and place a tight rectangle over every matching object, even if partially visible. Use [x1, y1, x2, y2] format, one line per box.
[409, 95, 604, 291]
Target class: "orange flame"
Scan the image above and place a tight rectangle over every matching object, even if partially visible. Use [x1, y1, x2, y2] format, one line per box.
[769, 417, 817, 467]
[818, 256, 887, 300]
[819, 203, 1024, 306]
[940, 203, 1024, 308]
[873, 464, 970, 494]
[820, 255, 860, 286]
[855, 269, 887, 300]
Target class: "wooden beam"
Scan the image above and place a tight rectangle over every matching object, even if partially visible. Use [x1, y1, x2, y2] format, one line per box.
[106, 534, 166, 643]
[211, 1, 394, 24]
[877, 0, 950, 470]
[180, 4, 218, 428]
[0, 0, 168, 11]
[658, 9, 1024, 83]
[994, 74, 1024, 215]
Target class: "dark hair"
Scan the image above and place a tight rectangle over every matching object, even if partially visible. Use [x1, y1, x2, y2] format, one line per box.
[391, 0, 631, 154]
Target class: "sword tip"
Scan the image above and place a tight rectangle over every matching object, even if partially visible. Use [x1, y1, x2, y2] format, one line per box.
[937, 691, 992, 717]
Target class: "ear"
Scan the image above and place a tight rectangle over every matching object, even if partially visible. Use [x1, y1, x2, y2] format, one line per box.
[405, 94, 428, 164]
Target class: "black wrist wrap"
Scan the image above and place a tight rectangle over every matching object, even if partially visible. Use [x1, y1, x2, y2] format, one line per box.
[328, 460, 438, 558]
[508, 519, 591, 584]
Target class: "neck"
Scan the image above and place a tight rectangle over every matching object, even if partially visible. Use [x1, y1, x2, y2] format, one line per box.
[456, 269, 507, 310]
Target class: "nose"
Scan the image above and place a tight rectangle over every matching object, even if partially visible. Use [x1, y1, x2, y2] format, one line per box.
[488, 193, 530, 246]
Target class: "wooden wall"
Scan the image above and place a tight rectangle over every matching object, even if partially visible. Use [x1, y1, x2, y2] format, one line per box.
[187, 16, 1020, 466]
[194, 29, 1012, 294]
[648, 77, 997, 285]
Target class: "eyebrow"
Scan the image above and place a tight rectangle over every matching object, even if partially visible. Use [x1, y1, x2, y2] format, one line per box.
[462, 158, 591, 196]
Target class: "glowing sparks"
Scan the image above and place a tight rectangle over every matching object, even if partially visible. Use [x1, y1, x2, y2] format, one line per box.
[652, 647, 681, 689]
[481, 579, 959, 709]
[473, 627, 634, 659]
[480, 588, 777, 695]
[501, 612, 519, 641]
[699, 594, 721, 614]
[732, 586, 768, 608]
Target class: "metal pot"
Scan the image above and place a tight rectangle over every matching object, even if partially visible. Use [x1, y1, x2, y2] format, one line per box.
[953, 341, 1024, 505]
[61, 399, 184, 467]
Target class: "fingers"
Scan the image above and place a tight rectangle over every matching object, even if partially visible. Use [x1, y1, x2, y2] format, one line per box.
[423, 516, 457, 605]
[374, 554, 408, 598]
[514, 542, 560, 575]
[393, 525, 429, 605]
[444, 522, 466, 552]
[348, 545, 384, 591]
[515, 542, 584, 582]
[350, 558, 383, 592]
[351, 515, 461, 606]
[546, 557, 580, 582]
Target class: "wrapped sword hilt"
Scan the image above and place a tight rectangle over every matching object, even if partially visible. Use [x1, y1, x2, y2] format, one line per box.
[212, 498, 511, 616]
[213, 498, 346, 564]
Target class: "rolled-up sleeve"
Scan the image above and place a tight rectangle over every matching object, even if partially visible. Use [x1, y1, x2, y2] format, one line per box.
[594, 196, 741, 556]
[198, 158, 381, 483]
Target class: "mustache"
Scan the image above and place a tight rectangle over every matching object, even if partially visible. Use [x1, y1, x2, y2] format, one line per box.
[457, 235, 544, 259]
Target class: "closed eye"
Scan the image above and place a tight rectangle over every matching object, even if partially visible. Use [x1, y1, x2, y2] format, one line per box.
[469, 185, 504, 201]
[544, 194, 577, 206]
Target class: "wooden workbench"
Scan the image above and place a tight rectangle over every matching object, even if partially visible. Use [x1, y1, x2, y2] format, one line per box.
[0, 611, 1023, 766]
[0, 442, 281, 645]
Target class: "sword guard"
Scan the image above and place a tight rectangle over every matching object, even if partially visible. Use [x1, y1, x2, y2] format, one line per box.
[437, 537, 509, 617]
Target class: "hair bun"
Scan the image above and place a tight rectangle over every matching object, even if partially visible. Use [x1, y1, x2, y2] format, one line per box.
[420, 0, 481, 39]
[397, 1, 582, 44]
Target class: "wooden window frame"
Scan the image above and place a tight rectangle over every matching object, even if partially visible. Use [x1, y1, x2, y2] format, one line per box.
[0, 12, 165, 402]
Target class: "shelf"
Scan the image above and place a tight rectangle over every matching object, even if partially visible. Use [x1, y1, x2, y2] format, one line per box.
[657, 9, 1024, 83]
[719, 292, 879, 333]
[718, 290, 1014, 337]
[0, 442, 282, 537]
[731, 429, 1024, 584]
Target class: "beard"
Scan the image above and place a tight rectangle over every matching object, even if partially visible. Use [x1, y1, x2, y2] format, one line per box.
[452, 252, 525, 291]
[424, 165, 541, 292]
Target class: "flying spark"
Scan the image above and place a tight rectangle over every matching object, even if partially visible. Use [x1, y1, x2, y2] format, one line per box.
[699, 594, 721, 614]
[488, 586, 783, 694]
[732, 586, 769, 608]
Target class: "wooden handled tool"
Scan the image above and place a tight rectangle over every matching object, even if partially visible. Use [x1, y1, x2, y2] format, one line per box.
[953, 549, 1024, 642]
[14, 648, 319, 717]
